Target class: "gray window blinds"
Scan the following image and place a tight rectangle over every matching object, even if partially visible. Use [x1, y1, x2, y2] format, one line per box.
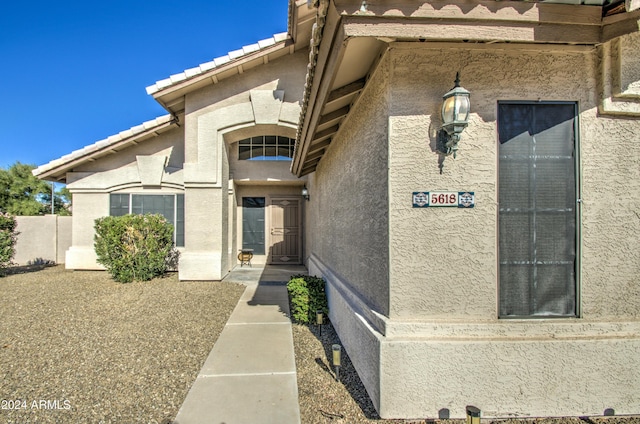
[498, 102, 578, 318]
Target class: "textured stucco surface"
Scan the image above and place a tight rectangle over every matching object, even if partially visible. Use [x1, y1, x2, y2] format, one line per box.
[619, 33, 640, 94]
[14, 215, 72, 265]
[380, 337, 640, 419]
[580, 109, 640, 317]
[306, 52, 391, 316]
[309, 255, 383, 413]
[381, 43, 640, 322]
[307, 41, 640, 419]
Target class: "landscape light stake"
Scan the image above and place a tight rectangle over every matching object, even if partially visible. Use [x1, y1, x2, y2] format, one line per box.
[466, 405, 481, 424]
[332, 344, 342, 382]
[316, 309, 323, 337]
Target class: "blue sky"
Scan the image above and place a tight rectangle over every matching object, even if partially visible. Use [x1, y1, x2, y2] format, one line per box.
[0, 1, 289, 170]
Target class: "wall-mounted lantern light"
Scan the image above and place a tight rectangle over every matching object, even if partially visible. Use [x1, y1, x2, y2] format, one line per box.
[437, 72, 471, 158]
[302, 185, 310, 201]
[332, 344, 342, 381]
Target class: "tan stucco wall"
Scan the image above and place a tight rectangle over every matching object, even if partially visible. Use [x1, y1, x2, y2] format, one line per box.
[73, 129, 184, 174]
[184, 50, 307, 119]
[65, 192, 108, 269]
[178, 50, 307, 280]
[307, 38, 640, 419]
[14, 215, 72, 265]
[386, 42, 640, 321]
[307, 51, 391, 315]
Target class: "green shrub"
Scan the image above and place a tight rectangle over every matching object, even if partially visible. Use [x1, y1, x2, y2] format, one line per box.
[94, 214, 178, 283]
[287, 274, 328, 324]
[0, 212, 18, 274]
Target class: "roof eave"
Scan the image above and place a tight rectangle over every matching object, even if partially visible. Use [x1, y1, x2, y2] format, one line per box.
[293, 0, 640, 176]
[148, 35, 295, 115]
[33, 115, 179, 183]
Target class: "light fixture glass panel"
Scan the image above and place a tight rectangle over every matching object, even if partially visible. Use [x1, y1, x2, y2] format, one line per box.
[455, 95, 470, 122]
[442, 93, 470, 124]
[442, 95, 456, 124]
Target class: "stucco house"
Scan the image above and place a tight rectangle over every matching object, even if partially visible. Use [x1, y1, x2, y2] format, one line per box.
[34, 0, 640, 419]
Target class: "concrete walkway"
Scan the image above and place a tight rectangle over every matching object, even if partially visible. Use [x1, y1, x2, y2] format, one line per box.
[174, 264, 307, 424]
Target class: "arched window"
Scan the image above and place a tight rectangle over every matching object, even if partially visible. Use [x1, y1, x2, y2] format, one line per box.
[238, 136, 295, 161]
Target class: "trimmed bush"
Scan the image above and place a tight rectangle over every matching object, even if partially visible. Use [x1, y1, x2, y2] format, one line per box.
[287, 274, 328, 324]
[0, 212, 18, 274]
[94, 214, 178, 283]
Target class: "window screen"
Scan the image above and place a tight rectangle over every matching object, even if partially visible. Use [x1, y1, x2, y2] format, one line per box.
[498, 102, 578, 318]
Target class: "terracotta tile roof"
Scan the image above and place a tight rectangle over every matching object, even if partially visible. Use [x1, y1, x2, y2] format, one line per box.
[145, 32, 289, 95]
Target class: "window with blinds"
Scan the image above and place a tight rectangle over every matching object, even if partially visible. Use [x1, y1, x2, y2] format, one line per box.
[498, 102, 578, 318]
[109, 193, 185, 247]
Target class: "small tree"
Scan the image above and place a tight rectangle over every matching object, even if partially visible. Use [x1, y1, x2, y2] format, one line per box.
[0, 162, 72, 215]
[94, 214, 177, 283]
[0, 213, 18, 274]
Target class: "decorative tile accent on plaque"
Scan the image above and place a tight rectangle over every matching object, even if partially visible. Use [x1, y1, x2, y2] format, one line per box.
[458, 192, 475, 208]
[412, 192, 429, 208]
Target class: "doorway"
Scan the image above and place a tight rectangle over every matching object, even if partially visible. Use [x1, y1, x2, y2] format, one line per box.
[269, 198, 301, 264]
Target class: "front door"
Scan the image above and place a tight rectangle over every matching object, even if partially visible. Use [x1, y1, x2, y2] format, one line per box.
[269, 198, 301, 264]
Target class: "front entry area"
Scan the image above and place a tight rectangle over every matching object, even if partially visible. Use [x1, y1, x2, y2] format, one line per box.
[239, 191, 302, 265]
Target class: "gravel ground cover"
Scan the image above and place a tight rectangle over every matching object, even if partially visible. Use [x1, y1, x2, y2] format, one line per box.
[292, 320, 640, 424]
[0, 265, 244, 424]
[2, 265, 638, 424]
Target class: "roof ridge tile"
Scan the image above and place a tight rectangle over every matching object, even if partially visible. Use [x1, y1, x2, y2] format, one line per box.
[145, 32, 290, 95]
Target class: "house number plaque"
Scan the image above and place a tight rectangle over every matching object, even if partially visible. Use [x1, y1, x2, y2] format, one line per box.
[412, 191, 475, 208]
